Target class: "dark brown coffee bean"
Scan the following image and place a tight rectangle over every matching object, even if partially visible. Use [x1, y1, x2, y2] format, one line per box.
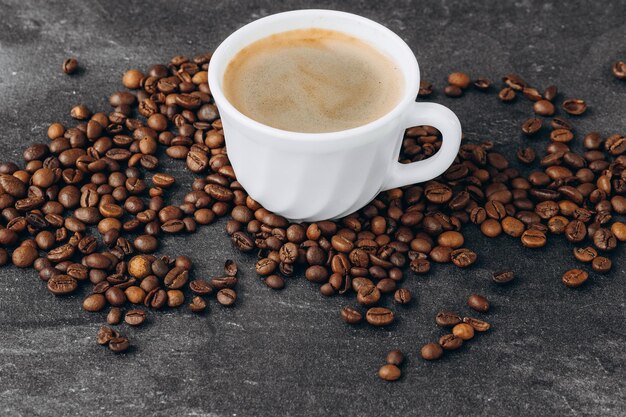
[562, 268, 589, 288]
[450, 248, 477, 268]
[463, 316, 491, 332]
[265, 274, 285, 290]
[47, 275, 77, 295]
[190, 279, 213, 295]
[189, 296, 207, 313]
[224, 259, 238, 276]
[107, 307, 122, 325]
[393, 288, 411, 304]
[612, 60, 626, 80]
[492, 270, 514, 284]
[97, 326, 119, 345]
[418, 80, 433, 97]
[340, 306, 363, 324]
[439, 334, 463, 350]
[232, 231, 254, 252]
[164, 267, 189, 289]
[591, 256, 611, 273]
[593, 228, 617, 251]
[83, 294, 106, 312]
[386, 349, 404, 366]
[378, 364, 401, 381]
[62, 58, 79, 74]
[435, 311, 461, 327]
[533, 99, 555, 116]
[473, 77, 491, 90]
[544, 85, 558, 101]
[444, 84, 463, 97]
[256, 258, 277, 276]
[124, 309, 146, 326]
[210, 276, 237, 290]
[573, 247, 597, 263]
[365, 307, 394, 326]
[217, 288, 237, 306]
[521, 118, 542, 135]
[420, 343, 443, 360]
[467, 294, 490, 312]
[108, 336, 130, 353]
[356, 284, 381, 306]
[498, 87, 516, 102]
[562, 98, 587, 115]
[521, 229, 546, 248]
[409, 258, 431, 274]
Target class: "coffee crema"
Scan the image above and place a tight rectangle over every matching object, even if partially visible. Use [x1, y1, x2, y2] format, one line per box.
[223, 28, 403, 133]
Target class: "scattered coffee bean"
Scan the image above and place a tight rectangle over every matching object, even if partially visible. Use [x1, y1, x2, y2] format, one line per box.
[341, 306, 362, 324]
[452, 323, 475, 340]
[439, 334, 463, 350]
[365, 307, 394, 326]
[124, 309, 147, 326]
[612, 60, 626, 80]
[562, 98, 587, 115]
[378, 364, 401, 381]
[217, 288, 237, 306]
[463, 316, 491, 332]
[435, 311, 462, 327]
[108, 336, 130, 353]
[107, 307, 122, 325]
[591, 256, 611, 273]
[562, 268, 589, 288]
[386, 349, 404, 366]
[467, 294, 490, 313]
[492, 271, 514, 284]
[63, 58, 79, 74]
[420, 343, 443, 360]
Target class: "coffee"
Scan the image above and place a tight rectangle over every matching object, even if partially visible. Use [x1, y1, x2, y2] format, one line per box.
[223, 28, 403, 133]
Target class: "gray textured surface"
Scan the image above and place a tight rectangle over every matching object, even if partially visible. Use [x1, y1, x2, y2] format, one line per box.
[1, 0, 626, 416]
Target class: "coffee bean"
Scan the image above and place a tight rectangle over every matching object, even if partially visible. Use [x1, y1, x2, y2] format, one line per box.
[439, 334, 463, 350]
[467, 294, 490, 312]
[448, 72, 470, 89]
[435, 311, 461, 327]
[410, 258, 431, 274]
[341, 306, 362, 324]
[473, 77, 491, 90]
[386, 350, 404, 366]
[265, 274, 285, 290]
[365, 307, 394, 326]
[378, 364, 401, 381]
[420, 343, 443, 360]
[47, 275, 77, 295]
[463, 316, 491, 332]
[573, 247, 597, 263]
[63, 58, 79, 74]
[12, 245, 38, 268]
[357, 284, 381, 306]
[593, 228, 617, 251]
[256, 258, 277, 276]
[189, 296, 207, 313]
[217, 288, 237, 306]
[190, 279, 213, 295]
[591, 256, 611, 273]
[97, 326, 119, 345]
[562, 268, 589, 288]
[394, 288, 411, 305]
[452, 323, 475, 340]
[612, 60, 626, 80]
[444, 85, 463, 97]
[492, 270, 514, 284]
[521, 118, 542, 135]
[521, 229, 546, 248]
[450, 248, 477, 268]
[128, 255, 152, 279]
[498, 87, 516, 102]
[164, 267, 189, 289]
[210, 276, 238, 289]
[108, 336, 130, 353]
[562, 98, 587, 115]
[533, 100, 555, 116]
[125, 309, 146, 326]
[224, 259, 238, 276]
[107, 307, 122, 325]
[83, 293, 106, 312]
[418, 80, 433, 97]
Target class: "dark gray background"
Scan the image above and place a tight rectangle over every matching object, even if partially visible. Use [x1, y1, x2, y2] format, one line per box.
[1, 0, 625, 416]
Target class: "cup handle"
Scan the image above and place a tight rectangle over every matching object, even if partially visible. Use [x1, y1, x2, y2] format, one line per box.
[382, 102, 462, 190]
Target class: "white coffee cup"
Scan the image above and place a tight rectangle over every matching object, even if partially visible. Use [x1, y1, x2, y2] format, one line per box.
[209, 9, 462, 222]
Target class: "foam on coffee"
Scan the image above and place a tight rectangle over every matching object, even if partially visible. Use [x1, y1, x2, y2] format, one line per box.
[223, 28, 403, 133]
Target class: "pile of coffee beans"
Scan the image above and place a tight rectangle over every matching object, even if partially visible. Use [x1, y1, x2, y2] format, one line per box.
[1, 53, 624, 376]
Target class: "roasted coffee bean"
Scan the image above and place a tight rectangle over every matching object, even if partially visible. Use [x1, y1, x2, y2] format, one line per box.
[47, 275, 77, 295]
[189, 296, 207, 313]
[256, 258, 277, 276]
[12, 245, 38, 268]
[562, 98, 587, 115]
[498, 87, 516, 102]
[128, 255, 152, 279]
[386, 349, 404, 366]
[593, 228, 617, 251]
[105, 286, 127, 306]
[452, 323, 475, 340]
[492, 270, 514, 284]
[533, 100, 555, 116]
[592, 256, 611, 273]
[365, 307, 394, 326]
[83, 293, 106, 312]
[473, 77, 491, 90]
[439, 334, 463, 350]
[63, 58, 79, 74]
[450, 248, 477, 268]
[108, 336, 130, 353]
[124, 309, 146, 326]
[216, 288, 237, 306]
[378, 364, 401, 381]
[467, 294, 490, 312]
[97, 326, 119, 345]
[224, 259, 238, 276]
[190, 279, 213, 295]
[357, 284, 381, 306]
[340, 306, 362, 324]
[612, 60, 626, 80]
[436, 311, 461, 327]
[164, 267, 189, 289]
[521, 229, 546, 248]
[393, 288, 411, 304]
[463, 316, 491, 332]
[409, 258, 431, 274]
[521, 118, 542, 135]
[562, 268, 589, 288]
[444, 85, 463, 97]
[107, 307, 122, 325]
[573, 247, 597, 262]
[420, 343, 443, 360]
[265, 274, 285, 290]
[210, 276, 238, 289]
[418, 80, 433, 97]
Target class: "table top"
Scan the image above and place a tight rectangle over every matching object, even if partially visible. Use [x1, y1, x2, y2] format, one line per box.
[1, 0, 625, 416]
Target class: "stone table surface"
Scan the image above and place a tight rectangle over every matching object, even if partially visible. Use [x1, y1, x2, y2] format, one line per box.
[1, 0, 625, 416]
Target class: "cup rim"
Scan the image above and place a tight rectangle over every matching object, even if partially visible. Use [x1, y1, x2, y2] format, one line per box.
[208, 9, 419, 143]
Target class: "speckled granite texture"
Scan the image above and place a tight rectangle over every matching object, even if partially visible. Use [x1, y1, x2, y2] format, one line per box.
[0, 0, 625, 416]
